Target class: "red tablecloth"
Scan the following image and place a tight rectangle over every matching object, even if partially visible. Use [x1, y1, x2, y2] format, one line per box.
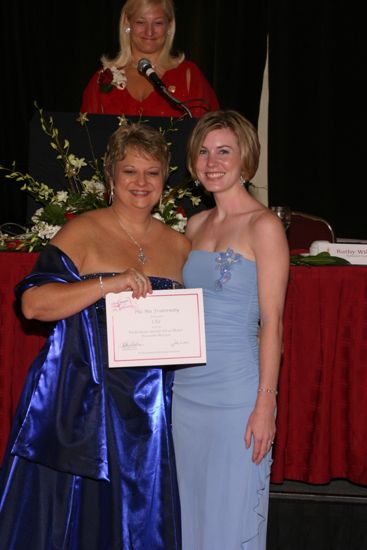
[1, 254, 367, 485]
[0, 252, 47, 461]
[272, 264, 367, 485]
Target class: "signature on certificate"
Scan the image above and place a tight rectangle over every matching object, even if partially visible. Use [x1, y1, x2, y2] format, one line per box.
[120, 340, 143, 350]
[111, 297, 136, 312]
[171, 340, 189, 348]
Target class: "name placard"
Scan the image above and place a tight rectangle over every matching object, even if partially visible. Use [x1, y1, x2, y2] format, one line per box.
[310, 241, 367, 265]
[106, 288, 206, 367]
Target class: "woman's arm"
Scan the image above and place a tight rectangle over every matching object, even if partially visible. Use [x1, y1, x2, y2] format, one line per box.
[21, 215, 152, 322]
[21, 269, 152, 322]
[244, 211, 289, 464]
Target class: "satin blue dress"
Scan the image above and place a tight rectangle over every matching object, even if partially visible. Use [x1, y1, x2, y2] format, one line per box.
[172, 249, 272, 550]
[0, 245, 181, 550]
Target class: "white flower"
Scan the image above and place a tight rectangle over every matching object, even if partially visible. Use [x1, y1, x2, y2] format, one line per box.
[67, 154, 87, 170]
[190, 196, 202, 207]
[31, 222, 61, 240]
[152, 212, 187, 233]
[0, 231, 8, 245]
[170, 213, 187, 233]
[117, 115, 128, 127]
[111, 66, 127, 90]
[55, 191, 69, 203]
[31, 207, 44, 223]
[82, 179, 106, 196]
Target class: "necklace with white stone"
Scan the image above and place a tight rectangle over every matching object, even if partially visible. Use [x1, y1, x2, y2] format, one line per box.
[114, 211, 151, 264]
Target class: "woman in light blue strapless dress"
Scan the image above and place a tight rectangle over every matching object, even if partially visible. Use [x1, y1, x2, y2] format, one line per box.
[172, 111, 289, 549]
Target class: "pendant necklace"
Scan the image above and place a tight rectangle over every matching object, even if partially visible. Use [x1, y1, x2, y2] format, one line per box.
[114, 211, 151, 264]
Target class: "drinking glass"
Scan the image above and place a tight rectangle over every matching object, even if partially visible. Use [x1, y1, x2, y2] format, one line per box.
[270, 206, 292, 231]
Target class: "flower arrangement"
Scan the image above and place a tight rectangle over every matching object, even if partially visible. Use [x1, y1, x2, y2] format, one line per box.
[153, 186, 201, 232]
[0, 106, 201, 252]
[98, 66, 127, 92]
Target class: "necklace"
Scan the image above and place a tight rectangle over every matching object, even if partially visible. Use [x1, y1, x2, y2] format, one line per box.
[113, 211, 151, 264]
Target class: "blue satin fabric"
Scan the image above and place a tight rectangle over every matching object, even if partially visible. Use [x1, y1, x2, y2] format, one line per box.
[0, 244, 182, 550]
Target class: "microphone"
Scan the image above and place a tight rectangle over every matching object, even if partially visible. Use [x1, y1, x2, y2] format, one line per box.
[137, 58, 166, 92]
[137, 58, 193, 118]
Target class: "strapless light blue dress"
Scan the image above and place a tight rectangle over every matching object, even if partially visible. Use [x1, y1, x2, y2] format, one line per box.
[172, 249, 271, 550]
[0, 244, 181, 550]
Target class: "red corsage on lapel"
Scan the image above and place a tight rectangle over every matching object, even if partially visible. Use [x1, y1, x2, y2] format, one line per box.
[98, 66, 127, 93]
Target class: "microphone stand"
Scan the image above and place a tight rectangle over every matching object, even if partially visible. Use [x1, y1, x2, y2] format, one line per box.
[137, 58, 193, 118]
[158, 87, 193, 118]
[137, 57, 192, 118]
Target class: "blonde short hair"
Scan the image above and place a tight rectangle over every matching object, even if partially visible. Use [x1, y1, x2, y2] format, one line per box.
[187, 110, 260, 182]
[104, 123, 171, 187]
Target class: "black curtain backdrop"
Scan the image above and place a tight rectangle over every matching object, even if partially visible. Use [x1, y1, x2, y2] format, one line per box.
[0, 1, 365, 239]
[268, 1, 366, 240]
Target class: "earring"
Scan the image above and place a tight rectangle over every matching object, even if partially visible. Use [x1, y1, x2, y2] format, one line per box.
[167, 29, 172, 36]
[109, 188, 114, 205]
[240, 175, 246, 186]
[194, 179, 201, 187]
[125, 27, 131, 33]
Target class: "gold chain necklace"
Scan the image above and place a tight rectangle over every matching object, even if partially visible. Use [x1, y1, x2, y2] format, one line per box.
[113, 210, 151, 264]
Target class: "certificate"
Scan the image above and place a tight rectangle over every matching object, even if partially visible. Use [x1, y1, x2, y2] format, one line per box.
[105, 288, 206, 367]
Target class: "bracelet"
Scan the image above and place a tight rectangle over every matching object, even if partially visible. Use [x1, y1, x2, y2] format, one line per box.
[258, 386, 278, 395]
[99, 275, 105, 298]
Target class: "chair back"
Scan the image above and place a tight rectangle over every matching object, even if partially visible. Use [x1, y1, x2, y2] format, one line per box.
[287, 211, 335, 251]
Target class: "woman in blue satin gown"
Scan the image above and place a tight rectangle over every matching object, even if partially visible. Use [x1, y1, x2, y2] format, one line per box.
[0, 123, 190, 549]
[172, 110, 290, 549]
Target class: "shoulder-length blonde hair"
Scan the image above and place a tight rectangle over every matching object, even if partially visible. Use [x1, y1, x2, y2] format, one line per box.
[101, 0, 184, 71]
[187, 110, 261, 182]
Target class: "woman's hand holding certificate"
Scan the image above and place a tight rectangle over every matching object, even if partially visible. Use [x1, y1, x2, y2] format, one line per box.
[106, 288, 206, 367]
